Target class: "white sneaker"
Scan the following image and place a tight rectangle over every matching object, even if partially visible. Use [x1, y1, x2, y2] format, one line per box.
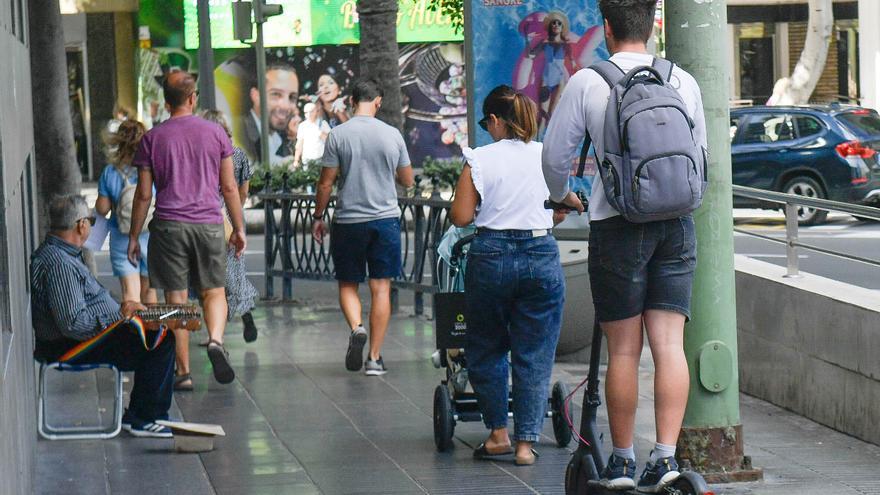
[364, 356, 388, 376]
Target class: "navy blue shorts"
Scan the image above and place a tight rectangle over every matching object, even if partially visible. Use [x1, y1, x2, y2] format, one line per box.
[330, 218, 402, 283]
[588, 215, 697, 322]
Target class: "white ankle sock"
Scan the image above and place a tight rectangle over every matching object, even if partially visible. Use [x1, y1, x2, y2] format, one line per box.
[612, 445, 635, 461]
[651, 443, 676, 462]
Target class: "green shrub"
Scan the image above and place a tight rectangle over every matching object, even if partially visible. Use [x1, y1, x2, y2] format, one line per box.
[420, 156, 463, 192]
[250, 159, 322, 193]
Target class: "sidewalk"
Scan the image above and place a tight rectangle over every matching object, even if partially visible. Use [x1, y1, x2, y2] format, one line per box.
[36, 290, 880, 494]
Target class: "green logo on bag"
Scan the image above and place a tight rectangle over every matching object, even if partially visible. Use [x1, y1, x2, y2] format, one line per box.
[456, 314, 464, 323]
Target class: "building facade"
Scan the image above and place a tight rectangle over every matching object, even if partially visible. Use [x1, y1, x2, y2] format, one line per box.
[727, 0, 860, 105]
[0, 0, 38, 493]
[61, 0, 138, 180]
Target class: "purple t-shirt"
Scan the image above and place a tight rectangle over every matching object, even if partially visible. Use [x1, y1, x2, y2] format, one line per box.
[133, 115, 233, 224]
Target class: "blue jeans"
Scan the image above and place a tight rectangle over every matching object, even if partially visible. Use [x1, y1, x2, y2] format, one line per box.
[464, 230, 565, 442]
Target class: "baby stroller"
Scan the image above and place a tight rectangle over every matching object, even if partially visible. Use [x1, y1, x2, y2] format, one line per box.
[431, 226, 573, 452]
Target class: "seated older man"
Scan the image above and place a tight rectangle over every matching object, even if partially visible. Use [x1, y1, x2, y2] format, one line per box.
[31, 195, 175, 438]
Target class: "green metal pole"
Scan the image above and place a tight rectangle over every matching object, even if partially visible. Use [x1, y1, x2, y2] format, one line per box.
[665, 0, 761, 482]
[254, 0, 271, 169]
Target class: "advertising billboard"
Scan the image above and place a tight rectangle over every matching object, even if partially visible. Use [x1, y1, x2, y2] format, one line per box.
[183, 0, 462, 49]
[466, 0, 608, 146]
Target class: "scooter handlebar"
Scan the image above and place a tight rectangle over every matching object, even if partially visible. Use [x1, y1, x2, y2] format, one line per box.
[543, 192, 588, 212]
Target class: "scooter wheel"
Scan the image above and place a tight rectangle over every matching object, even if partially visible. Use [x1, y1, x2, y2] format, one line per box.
[565, 452, 601, 495]
[433, 384, 455, 452]
[668, 471, 711, 495]
[551, 381, 573, 447]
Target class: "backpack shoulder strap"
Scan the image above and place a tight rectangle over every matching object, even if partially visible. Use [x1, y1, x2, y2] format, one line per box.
[651, 57, 675, 83]
[576, 133, 592, 178]
[574, 61, 624, 178]
[575, 61, 624, 178]
[589, 60, 625, 88]
[118, 165, 135, 184]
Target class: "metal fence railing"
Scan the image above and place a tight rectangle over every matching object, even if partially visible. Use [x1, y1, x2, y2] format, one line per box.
[256, 173, 453, 315]
[732, 185, 880, 277]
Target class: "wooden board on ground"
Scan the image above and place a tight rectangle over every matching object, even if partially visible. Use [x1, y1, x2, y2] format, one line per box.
[156, 421, 225, 453]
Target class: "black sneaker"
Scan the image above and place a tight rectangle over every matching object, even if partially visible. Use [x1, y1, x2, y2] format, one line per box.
[599, 454, 637, 490]
[207, 340, 236, 384]
[345, 326, 368, 371]
[637, 456, 680, 493]
[364, 356, 388, 376]
[242, 312, 258, 343]
[122, 411, 172, 439]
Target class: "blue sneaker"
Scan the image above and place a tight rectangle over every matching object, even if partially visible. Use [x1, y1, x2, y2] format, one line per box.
[600, 454, 637, 490]
[637, 456, 680, 493]
[122, 411, 172, 439]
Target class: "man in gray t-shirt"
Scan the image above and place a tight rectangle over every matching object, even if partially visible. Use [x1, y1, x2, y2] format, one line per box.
[312, 78, 414, 376]
[321, 112, 410, 223]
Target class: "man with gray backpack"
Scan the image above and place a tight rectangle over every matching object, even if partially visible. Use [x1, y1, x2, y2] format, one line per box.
[542, 0, 707, 492]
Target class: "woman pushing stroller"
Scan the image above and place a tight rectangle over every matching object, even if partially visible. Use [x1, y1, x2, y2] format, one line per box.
[450, 85, 583, 465]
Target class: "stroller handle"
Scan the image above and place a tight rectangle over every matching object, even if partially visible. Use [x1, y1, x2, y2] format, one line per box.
[451, 234, 477, 261]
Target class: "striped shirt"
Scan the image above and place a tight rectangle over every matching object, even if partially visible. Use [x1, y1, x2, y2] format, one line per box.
[31, 235, 121, 342]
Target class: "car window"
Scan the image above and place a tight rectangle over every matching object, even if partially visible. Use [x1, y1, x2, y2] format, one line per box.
[794, 115, 823, 138]
[739, 114, 796, 145]
[837, 110, 880, 138]
[730, 116, 741, 143]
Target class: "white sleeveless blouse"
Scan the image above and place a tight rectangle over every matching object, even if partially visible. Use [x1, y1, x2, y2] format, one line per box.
[463, 139, 554, 230]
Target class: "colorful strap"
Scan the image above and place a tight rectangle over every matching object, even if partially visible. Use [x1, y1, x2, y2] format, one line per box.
[58, 316, 168, 363]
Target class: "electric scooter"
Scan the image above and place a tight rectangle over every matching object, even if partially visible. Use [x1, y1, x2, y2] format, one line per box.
[563, 321, 713, 495]
[544, 194, 713, 494]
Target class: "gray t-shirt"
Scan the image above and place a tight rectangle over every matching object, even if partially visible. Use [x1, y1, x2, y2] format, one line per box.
[322, 116, 411, 223]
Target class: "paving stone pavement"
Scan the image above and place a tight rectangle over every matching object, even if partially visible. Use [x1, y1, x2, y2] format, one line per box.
[36, 297, 880, 495]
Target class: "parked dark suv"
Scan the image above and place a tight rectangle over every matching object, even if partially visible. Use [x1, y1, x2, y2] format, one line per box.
[730, 104, 880, 224]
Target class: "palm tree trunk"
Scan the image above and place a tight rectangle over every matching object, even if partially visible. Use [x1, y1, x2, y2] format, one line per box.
[357, 0, 403, 130]
[29, 0, 82, 234]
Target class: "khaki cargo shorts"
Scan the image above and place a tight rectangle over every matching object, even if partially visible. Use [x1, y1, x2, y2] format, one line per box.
[147, 219, 227, 291]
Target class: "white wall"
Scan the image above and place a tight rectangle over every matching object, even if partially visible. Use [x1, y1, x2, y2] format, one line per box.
[735, 255, 880, 446]
[61, 12, 86, 45]
[859, 0, 880, 110]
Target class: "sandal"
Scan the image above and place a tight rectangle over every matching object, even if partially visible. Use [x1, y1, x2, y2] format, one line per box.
[173, 373, 194, 392]
[514, 448, 540, 466]
[473, 442, 514, 459]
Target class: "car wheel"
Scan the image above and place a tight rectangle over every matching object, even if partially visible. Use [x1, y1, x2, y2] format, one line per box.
[781, 176, 828, 226]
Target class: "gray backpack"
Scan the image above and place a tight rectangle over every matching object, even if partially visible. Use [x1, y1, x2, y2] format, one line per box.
[578, 58, 707, 223]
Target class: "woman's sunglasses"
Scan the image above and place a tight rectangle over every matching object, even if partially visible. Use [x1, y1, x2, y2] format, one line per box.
[478, 116, 489, 131]
[550, 20, 563, 26]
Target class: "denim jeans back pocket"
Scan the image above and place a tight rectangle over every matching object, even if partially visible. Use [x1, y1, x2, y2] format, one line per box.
[525, 238, 563, 291]
[465, 237, 505, 291]
[589, 224, 643, 274]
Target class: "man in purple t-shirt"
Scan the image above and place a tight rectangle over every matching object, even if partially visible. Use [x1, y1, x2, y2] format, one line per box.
[128, 71, 247, 386]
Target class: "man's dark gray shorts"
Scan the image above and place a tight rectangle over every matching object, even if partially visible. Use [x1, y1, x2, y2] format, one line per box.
[588, 215, 697, 323]
[147, 219, 226, 291]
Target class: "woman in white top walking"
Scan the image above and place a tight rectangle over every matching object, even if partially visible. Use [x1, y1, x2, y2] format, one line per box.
[451, 85, 580, 465]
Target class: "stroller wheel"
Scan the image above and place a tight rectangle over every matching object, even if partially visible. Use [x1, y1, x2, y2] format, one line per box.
[551, 381, 572, 448]
[433, 384, 455, 452]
